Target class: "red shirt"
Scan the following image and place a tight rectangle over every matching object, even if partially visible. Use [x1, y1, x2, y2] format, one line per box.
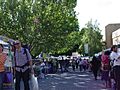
[101, 54, 109, 65]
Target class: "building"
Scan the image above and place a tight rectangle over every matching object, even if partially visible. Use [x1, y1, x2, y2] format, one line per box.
[105, 23, 120, 48]
[112, 29, 120, 45]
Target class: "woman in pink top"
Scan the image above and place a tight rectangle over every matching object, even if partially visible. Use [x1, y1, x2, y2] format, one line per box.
[101, 52, 109, 65]
[101, 51, 111, 88]
[0, 44, 7, 90]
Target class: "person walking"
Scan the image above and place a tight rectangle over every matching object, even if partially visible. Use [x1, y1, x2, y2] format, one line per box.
[110, 45, 120, 90]
[101, 51, 111, 88]
[13, 40, 33, 90]
[82, 59, 87, 72]
[90, 56, 101, 80]
[79, 59, 83, 72]
[72, 59, 76, 71]
[75, 58, 79, 69]
[0, 44, 7, 90]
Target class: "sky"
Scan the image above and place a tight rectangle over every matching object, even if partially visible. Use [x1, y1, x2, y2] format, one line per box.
[75, 0, 120, 38]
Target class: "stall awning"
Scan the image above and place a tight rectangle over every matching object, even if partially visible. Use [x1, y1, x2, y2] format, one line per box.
[0, 40, 8, 45]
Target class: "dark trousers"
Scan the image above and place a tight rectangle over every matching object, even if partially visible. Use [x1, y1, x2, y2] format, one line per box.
[15, 69, 30, 90]
[113, 66, 120, 90]
[72, 65, 75, 71]
[76, 63, 79, 69]
[92, 69, 98, 80]
[79, 65, 82, 71]
[83, 65, 86, 71]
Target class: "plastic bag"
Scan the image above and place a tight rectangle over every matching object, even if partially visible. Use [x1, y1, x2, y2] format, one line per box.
[30, 74, 39, 90]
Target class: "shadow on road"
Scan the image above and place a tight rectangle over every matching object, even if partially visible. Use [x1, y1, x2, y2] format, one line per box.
[38, 71, 111, 90]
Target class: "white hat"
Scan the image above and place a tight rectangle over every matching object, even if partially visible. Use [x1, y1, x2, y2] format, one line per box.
[14, 40, 20, 45]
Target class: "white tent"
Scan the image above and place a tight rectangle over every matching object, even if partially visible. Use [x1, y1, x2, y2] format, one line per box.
[0, 40, 8, 45]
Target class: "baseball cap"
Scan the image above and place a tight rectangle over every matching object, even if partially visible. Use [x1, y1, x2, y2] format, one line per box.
[14, 40, 20, 45]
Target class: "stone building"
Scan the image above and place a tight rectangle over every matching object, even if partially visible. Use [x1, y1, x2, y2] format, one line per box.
[105, 23, 120, 48]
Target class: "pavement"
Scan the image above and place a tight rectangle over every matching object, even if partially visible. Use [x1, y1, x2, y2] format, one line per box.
[3, 69, 113, 90]
[37, 70, 112, 90]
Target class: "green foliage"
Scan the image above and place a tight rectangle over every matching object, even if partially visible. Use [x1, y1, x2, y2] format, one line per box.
[0, 0, 79, 57]
[55, 31, 81, 54]
[79, 20, 103, 56]
[58, 20, 103, 56]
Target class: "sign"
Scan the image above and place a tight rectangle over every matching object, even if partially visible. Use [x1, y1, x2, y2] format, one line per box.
[84, 44, 89, 54]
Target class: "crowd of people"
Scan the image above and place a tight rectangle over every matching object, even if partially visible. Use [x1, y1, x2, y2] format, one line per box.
[71, 57, 90, 72]
[0, 40, 34, 90]
[33, 45, 120, 90]
[59, 45, 120, 90]
[1, 39, 120, 90]
[90, 45, 120, 90]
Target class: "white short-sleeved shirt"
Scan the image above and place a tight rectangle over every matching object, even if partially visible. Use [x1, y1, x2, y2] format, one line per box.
[110, 51, 120, 66]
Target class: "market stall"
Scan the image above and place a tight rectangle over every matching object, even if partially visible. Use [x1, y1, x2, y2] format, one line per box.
[0, 40, 14, 90]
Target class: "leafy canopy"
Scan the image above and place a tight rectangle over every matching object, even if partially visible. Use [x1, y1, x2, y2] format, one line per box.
[0, 0, 79, 57]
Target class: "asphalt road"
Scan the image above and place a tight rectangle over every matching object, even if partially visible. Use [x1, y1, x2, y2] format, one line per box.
[37, 71, 112, 90]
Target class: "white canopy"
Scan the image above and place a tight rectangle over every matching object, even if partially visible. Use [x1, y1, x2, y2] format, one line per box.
[0, 40, 8, 45]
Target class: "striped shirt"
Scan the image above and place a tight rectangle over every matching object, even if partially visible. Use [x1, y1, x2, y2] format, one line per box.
[0, 53, 7, 72]
[13, 47, 32, 72]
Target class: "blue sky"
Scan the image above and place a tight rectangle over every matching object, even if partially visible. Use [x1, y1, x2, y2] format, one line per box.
[75, 0, 120, 38]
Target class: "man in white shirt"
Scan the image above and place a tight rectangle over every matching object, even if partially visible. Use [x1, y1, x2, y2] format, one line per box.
[110, 45, 120, 66]
[110, 45, 120, 90]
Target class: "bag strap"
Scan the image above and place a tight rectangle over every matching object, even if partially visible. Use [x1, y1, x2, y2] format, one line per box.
[14, 48, 17, 67]
[23, 48, 29, 60]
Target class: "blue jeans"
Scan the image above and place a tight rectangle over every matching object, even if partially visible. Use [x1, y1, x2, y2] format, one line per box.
[0, 72, 5, 90]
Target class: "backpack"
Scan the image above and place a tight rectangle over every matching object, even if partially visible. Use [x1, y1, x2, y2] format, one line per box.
[22, 44, 30, 60]
[23, 48, 29, 60]
[22, 44, 30, 52]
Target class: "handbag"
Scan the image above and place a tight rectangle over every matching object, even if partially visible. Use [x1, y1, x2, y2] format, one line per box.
[3, 72, 13, 83]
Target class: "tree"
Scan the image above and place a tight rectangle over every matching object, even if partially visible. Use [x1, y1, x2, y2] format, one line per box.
[80, 20, 103, 56]
[56, 31, 81, 54]
[53, 20, 103, 56]
[0, 0, 79, 57]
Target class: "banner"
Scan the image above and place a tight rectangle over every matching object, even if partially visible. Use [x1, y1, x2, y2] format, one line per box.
[84, 44, 89, 54]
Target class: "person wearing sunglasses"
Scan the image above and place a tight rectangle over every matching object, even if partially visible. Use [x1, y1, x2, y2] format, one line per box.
[13, 40, 33, 90]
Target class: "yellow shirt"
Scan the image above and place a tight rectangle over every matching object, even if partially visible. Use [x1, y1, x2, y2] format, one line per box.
[0, 53, 7, 72]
